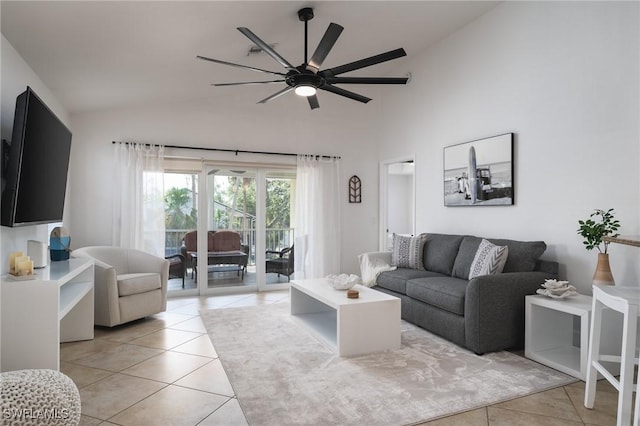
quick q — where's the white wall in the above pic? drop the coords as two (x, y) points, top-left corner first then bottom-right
(378, 2), (640, 293)
(0, 35), (72, 275)
(69, 89), (383, 274)
(0, 35), (73, 368)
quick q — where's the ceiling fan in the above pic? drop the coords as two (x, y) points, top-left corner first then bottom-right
(197, 7), (408, 110)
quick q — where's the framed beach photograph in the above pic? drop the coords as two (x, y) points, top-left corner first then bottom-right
(443, 133), (514, 206)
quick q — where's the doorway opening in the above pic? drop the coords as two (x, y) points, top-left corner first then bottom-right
(379, 157), (415, 251)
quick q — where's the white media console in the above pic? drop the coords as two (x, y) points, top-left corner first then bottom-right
(1, 258), (94, 371)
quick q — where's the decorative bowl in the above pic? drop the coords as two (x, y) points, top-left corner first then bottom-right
(536, 279), (578, 298)
(327, 274), (360, 290)
(541, 279), (571, 289)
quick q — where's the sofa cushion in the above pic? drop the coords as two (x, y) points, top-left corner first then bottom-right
(451, 236), (481, 279)
(392, 233), (427, 270)
(452, 236), (548, 278)
(469, 239), (509, 279)
(406, 276), (469, 316)
(376, 269), (445, 295)
(489, 238), (546, 273)
(422, 234), (464, 276)
(117, 273), (161, 296)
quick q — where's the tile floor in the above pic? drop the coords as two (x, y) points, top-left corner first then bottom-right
(61, 290), (623, 426)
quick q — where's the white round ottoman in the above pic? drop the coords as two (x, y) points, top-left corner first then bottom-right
(1, 369), (80, 425)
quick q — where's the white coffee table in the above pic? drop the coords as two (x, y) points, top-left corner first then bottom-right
(290, 278), (401, 356)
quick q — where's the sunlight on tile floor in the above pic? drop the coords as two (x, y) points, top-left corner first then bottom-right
(60, 290), (622, 426)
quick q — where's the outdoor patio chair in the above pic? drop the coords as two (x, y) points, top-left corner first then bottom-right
(266, 245), (294, 282)
(166, 253), (186, 288)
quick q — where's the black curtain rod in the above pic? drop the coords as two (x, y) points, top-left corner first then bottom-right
(111, 141), (340, 160)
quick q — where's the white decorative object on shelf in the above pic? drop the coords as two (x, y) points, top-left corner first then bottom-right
(326, 274), (360, 290)
(536, 279), (578, 299)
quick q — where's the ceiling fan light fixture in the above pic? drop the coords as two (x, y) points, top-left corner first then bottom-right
(199, 7), (408, 109)
(294, 84), (316, 97)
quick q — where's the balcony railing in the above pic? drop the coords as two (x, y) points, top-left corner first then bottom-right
(165, 228), (294, 266)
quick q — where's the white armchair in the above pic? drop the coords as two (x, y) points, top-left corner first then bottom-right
(73, 246), (169, 327)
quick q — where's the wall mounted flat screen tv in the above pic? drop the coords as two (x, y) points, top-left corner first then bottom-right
(1, 87), (72, 227)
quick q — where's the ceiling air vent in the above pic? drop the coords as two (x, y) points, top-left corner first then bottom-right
(247, 43), (278, 56)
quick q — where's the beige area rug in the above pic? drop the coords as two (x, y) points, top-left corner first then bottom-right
(201, 303), (575, 426)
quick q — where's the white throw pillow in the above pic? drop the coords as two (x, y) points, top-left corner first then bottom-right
(392, 233), (427, 270)
(469, 239), (509, 279)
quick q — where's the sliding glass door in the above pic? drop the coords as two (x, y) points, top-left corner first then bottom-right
(164, 171), (199, 295)
(162, 163), (295, 296)
(264, 170), (296, 290)
(202, 168), (258, 292)
(195, 166), (295, 294)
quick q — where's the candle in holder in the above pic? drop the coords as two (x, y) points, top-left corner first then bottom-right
(9, 251), (25, 275)
(15, 255), (31, 275)
(16, 258), (34, 276)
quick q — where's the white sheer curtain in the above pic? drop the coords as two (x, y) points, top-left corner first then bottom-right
(112, 143), (165, 257)
(294, 155), (341, 278)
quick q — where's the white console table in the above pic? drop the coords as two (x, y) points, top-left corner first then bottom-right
(1, 258), (94, 372)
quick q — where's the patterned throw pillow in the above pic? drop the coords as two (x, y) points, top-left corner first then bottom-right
(469, 239), (509, 279)
(392, 234), (427, 270)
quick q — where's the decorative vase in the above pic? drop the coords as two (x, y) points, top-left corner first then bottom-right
(593, 253), (614, 286)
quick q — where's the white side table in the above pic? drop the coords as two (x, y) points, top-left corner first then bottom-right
(525, 294), (621, 380)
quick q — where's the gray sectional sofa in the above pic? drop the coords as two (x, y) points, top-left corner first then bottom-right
(373, 233), (558, 354)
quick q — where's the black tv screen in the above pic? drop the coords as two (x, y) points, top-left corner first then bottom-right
(1, 87), (72, 227)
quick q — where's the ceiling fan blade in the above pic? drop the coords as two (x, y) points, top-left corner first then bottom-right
(197, 56), (287, 77)
(213, 80), (285, 87)
(237, 27), (298, 72)
(257, 86), (295, 104)
(307, 23), (344, 71)
(307, 94), (320, 110)
(321, 48), (407, 77)
(325, 76), (408, 85)
(320, 84), (371, 104)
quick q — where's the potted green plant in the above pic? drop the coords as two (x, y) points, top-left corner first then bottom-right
(577, 208), (620, 285)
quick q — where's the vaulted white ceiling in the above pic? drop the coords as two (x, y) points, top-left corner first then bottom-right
(1, 1), (498, 114)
